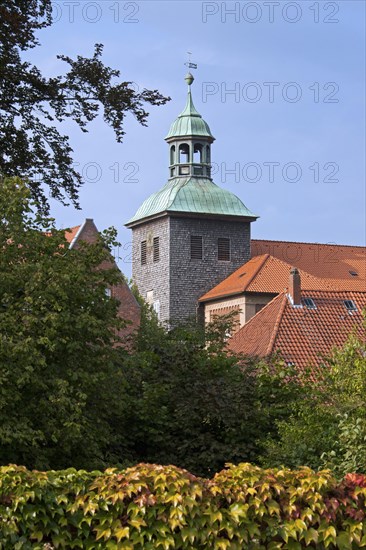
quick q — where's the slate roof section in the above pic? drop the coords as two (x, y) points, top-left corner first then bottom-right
(126, 177), (258, 226)
(229, 290), (366, 373)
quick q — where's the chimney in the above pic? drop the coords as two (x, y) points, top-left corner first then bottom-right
(289, 267), (301, 306)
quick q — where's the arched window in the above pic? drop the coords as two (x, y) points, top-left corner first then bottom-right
(179, 143), (189, 163)
(193, 143), (202, 163)
(206, 145), (211, 163)
(170, 145), (175, 165)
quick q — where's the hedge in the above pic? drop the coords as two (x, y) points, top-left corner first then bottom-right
(1, 462), (366, 549)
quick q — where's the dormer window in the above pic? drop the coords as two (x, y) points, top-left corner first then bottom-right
(344, 300), (357, 312)
(303, 297), (317, 309)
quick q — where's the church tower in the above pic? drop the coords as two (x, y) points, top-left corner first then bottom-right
(126, 73), (258, 324)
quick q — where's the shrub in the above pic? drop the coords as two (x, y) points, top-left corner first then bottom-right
(1, 462), (366, 549)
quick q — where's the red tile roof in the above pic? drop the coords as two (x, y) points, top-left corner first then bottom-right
(252, 240), (366, 290)
(200, 241), (366, 302)
(64, 225), (81, 244)
(229, 290), (366, 373)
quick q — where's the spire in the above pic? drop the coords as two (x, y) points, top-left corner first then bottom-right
(179, 73), (201, 118)
(165, 73), (214, 140)
(126, 64), (258, 227)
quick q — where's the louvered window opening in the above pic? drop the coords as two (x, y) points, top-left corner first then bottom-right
(141, 241), (147, 265)
(218, 238), (230, 261)
(191, 236), (203, 260)
(153, 237), (160, 262)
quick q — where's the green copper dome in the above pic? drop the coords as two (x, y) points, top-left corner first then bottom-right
(125, 177), (258, 226)
(125, 73), (258, 228)
(165, 74), (214, 140)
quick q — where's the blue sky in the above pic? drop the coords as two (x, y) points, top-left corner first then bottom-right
(29, 0), (365, 276)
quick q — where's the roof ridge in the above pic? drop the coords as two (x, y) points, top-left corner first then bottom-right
(303, 289), (366, 295)
(266, 292), (288, 355)
(252, 238), (366, 249)
(248, 253), (323, 288)
(232, 291), (283, 335)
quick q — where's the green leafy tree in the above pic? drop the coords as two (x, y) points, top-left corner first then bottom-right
(252, 357), (310, 461)
(320, 330), (366, 476)
(261, 327), (366, 474)
(0, 177), (132, 470)
(0, 0), (170, 210)
(122, 309), (262, 476)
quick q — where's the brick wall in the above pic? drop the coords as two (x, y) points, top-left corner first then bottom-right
(131, 217), (171, 323)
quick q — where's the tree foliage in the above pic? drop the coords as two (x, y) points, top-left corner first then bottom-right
(0, 177), (131, 469)
(2, 178), (365, 477)
(0, 0), (170, 210)
(261, 327), (366, 475)
(122, 309), (262, 476)
(0, 183), (269, 474)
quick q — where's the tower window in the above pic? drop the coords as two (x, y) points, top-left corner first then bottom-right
(191, 235), (203, 260)
(153, 300), (160, 320)
(170, 145), (175, 166)
(141, 241), (147, 265)
(179, 143), (189, 163)
(193, 143), (202, 163)
(153, 236), (160, 262)
(146, 290), (154, 305)
(218, 238), (230, 261)
(206, 145), (211, 163)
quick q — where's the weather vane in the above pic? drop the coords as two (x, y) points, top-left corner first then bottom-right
(185, 52), (197, 70)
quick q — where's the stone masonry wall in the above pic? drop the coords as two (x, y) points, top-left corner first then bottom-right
(169, 217), (251, 323)
(131, 217), (171, 323)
